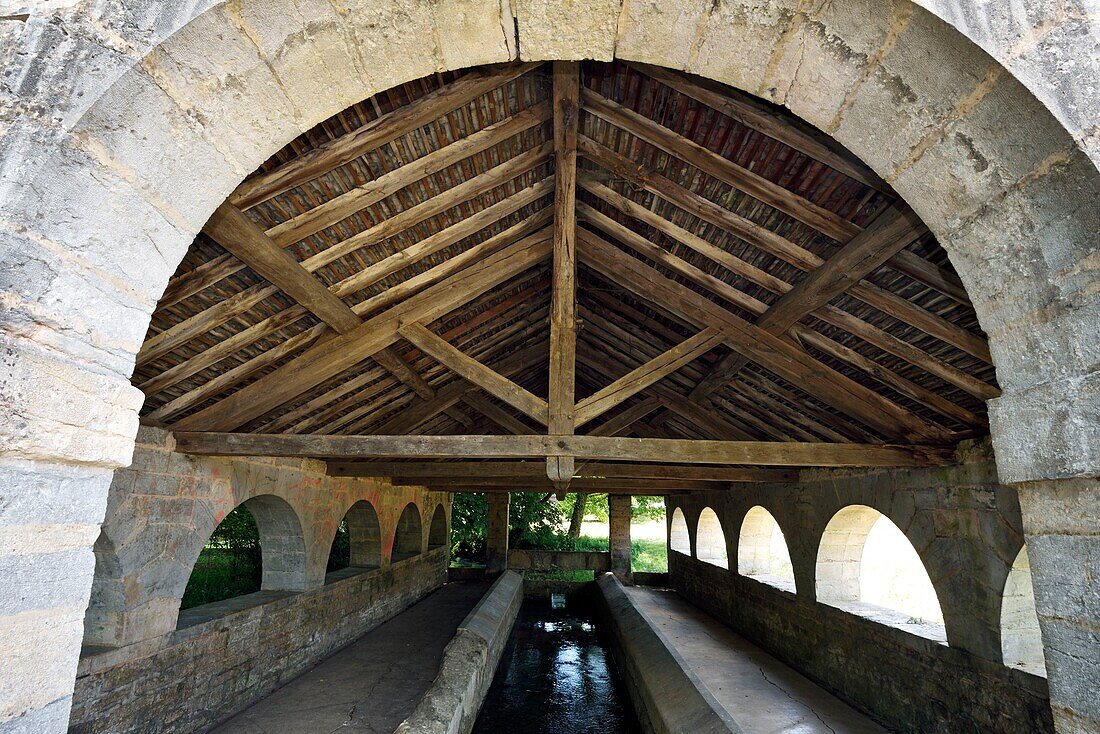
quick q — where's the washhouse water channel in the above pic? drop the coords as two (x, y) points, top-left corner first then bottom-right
(473, 595), (641, 733)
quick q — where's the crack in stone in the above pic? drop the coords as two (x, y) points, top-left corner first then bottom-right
(758, 666), (837, 734)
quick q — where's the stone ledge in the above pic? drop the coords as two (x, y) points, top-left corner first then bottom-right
(395, 571), (524, 734)
(595, 573), (737, 734)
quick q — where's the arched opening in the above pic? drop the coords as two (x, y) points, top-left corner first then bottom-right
(1001, 546), (1047, 676)
(696, 508), (728, 569)
(392, 503), (423, 562)
(816, 505), (944, 641)
(326, 501), (382, 580)
(737, 506), (796, 592)
(81, 531), (125, 649)
(180, 495), (307, 618)
(428, 504), (448, 549)
(669, 507), (690, 555)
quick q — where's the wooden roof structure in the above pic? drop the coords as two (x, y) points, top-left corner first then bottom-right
(136, 61), (997, 493)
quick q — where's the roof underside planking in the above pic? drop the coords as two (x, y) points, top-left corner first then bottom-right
(133, 60), (997, 492)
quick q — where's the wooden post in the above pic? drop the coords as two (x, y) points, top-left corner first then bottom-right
(486, 492), (511, 574)
(547, 60), (580, 484)
(609, 494), (633, 583)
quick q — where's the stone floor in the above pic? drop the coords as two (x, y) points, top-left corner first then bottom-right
(211, 580), (491, 734)
(626, 587), (889, 733)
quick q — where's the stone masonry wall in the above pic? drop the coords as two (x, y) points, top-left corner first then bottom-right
(71, 550), (446, 734)
(667, 458), (1054, 733)
(67, 427), (450, 733)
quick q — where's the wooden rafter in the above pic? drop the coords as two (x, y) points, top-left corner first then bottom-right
(230, 63), (538, 209)
(172, 232), (552, 431)
(574, 328), (722, 426)
(577, 227), (953, 443)
(399, 322), (550, 424)
(137, 60), (1000, 484)
(577, 197), (997, 404)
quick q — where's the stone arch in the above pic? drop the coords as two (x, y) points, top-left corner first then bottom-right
(428, 504), (449, 550)
(669, 507), (690, 555)
(1001, 546), (1047, 676)
(737, 506), (796, 592)
(3, 1), (1093, 487)
(696, 507), (729, 569)
(180, 494), (309, 608)
(817, 504), (945, 641)
(3, 2), (1098, 730)
(343, 500), (383, 570)
(81, 531), (125, 648)
(392, 502), (423, 562)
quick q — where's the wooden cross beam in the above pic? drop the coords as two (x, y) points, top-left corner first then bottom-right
(326, 460), (797, 483)
(174, 432), (954, 466)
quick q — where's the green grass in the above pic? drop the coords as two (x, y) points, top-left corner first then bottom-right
(563, 533), (668, 573)
(630, 537), (668, 573)
(180, 548), (261, 610)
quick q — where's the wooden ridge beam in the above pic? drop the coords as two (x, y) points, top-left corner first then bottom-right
(576, 226), (953, 443)
(581, 87), (860, 242)
(171, 233), (551, 431)
(230, 62), (538, 209)
(174, 432), (955, 467)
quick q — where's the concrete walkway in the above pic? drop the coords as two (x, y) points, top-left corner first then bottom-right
(626, 587), (889, 733)
(212, 581), (491, 734)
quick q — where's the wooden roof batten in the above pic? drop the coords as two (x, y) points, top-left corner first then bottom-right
(136, 60), (998, 490)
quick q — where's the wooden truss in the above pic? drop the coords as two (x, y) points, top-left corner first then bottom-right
(136, 61), (998, 492)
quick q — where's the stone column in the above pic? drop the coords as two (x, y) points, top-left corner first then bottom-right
(486, 492), (510, 574)
(1017, 479), (1100, 734)
(609, 494), (632, 583)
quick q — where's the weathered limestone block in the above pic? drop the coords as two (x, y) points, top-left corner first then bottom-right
(613, 0), (710, 70)
(1017, 479), (1100, 734)
(686, 0), (803, 99)
(514, 0), (619, 61)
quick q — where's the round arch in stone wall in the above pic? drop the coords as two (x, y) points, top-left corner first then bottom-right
(696, 507), (729, 569)
(344, 500), (383, 569)
(2, 2), (1098, 731)
(1001, 546), (1047, 677)
(428, 504), (449, 550)
(669, 507), (691, 555)
(817, 504), (945, 641)
(392, 503), (423, 562)
(3, 0), (1095, 486)
(737, 506), (796, 592)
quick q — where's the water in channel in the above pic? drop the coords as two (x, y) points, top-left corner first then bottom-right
(472, 596), (641, 733)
